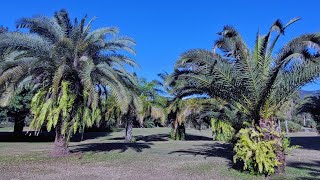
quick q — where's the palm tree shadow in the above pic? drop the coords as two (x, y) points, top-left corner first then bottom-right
(290, 136), (320, 151)
(168, 142), (233, 160)
(0, 131), (112, 142)
(108, 133), (213, 142)
(287, 160), (320, 179)
(70, 142), (153, 153)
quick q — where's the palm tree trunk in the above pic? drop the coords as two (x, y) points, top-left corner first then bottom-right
(173, 118), (179, 140)
(178, 123), (186, 140)
(13, 116), (25, 135)
(125, 117), (133, 142)
(50, 121), (70, 157)
(259, 118), (285, 174)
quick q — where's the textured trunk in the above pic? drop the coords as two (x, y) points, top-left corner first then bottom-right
(172, 120), (186, 140)
(125, 117), (133, 143)
(50, 122), (70, 157)
(259, 118), (285, 174)
(173, 119), (179, 140)
(178, 123), (186, 140)
(13, 117), (25, 134)
(275, 147), (286, 174)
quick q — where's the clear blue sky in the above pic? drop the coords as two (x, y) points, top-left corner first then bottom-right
(1, 0), (320, 90)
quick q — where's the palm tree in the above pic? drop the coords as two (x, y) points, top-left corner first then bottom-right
(297, 95), (320, 132)
(138, 79), (167, 127)
(167, 18), (320, 173)
(0, 9), (138, 156)
(156, 72), (190, 140)
(122, 85), (142, 143)
(198, 99), (246, 141)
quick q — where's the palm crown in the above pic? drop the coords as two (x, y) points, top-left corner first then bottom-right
(0, 9), (138, 135)
(168, 18), (320, 123)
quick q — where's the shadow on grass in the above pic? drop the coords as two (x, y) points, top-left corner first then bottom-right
(168, 142), (233, 160)
(109, 133), (212, 142)
(287, 160), (320, 179)
(290, 136), (320, 151)
(71, 142), (153, 153)
(0, 131), (112, 142)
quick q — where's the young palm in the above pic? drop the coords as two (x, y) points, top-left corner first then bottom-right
(0, 10), (138, 156)
(168, 18), (320, 173)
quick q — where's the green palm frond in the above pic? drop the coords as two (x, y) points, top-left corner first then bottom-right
(0, 32), (51, 55)
(169, 18), (320, 124)
(17, 16), (64, 42)
(0, 10), (139, 143)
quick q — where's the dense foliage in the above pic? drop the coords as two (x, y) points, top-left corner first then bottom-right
(233, 127), (280, 175)
(211, 118), (235, 142)
(280, 121), (302, 133)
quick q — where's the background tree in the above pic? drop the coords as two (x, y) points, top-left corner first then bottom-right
(297, 94), (320, 132)
(6, 87), (33, 134)
(0, 9), (138, 156)
(167, 18), (320, 174)
(198, 99), (246, 141)
(138, 78), (167, 128)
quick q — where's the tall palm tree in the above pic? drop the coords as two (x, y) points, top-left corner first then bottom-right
(167, 18), (320, 173)
(0, 9), (138, 156)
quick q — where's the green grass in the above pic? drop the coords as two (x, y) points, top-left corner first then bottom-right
(0, 127), (13, 132)
(0, 128), (319, 179)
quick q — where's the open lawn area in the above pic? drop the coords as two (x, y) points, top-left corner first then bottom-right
(0, 128), (319, 180)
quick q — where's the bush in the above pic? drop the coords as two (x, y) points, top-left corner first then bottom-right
(233, 127), (280, 175)
(281, 121), (302, 133)
(306, 119), (317, 128)
(143, 118), (155, 128)
(211, 118), (235, 142)
(292, 117), (304, 126)
(282, 137), (301, 155)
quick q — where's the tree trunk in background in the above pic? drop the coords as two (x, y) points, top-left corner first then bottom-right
(259, 118), (285, 174)
(285, 120), (289, 135)
(173, 118), (179, 140)
(172, 120), (186, 140)
(50, 121), (70, 157)
(13, 116), (25, 134)
(125, 117), (133, 142)
(178, 123), (186, 140)
(277, 119), (282, 134)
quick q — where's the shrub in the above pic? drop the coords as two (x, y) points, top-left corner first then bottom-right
(306, 119), (317, 128)
(281, 121), (302, 133)
(282, 137), (301, 155)
(143, 118), (155, 128)
(233, 127), (280, 175)
(211, 118), (235, 142)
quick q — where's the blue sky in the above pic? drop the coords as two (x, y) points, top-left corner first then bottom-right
(1, 0), (320, 90)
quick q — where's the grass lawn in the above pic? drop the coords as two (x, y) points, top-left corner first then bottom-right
(0, 128), (319, 180)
